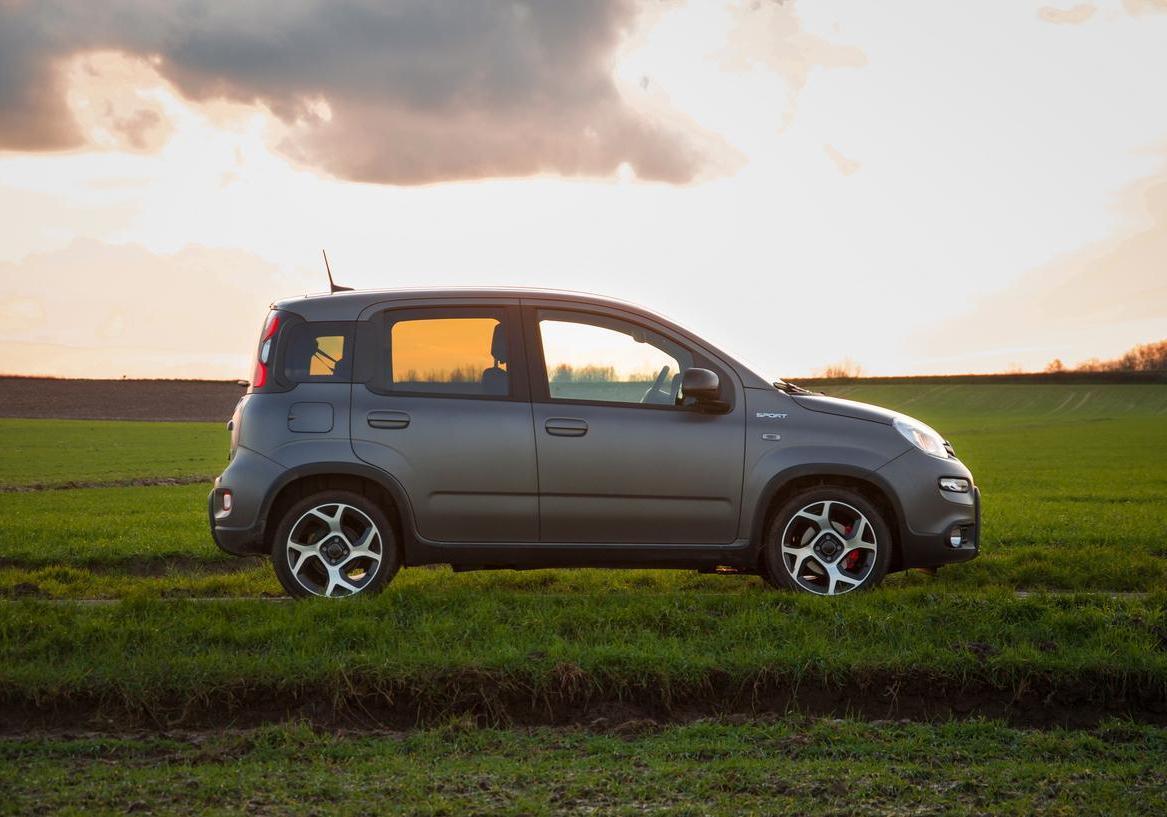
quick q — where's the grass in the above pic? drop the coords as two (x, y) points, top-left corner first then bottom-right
(825, 384), (1167, 592)
(0, 483), (226, 568)
(1, 589), (1164, 724)
(0, 418), (223, 487)
(2, 718), (1164, 816)
(3, 383), (1166, 812)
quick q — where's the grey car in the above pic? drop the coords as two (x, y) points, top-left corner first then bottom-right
(209, 288), (979, 598)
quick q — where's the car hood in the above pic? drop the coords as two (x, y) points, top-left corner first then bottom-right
(791, 394), (899, 425)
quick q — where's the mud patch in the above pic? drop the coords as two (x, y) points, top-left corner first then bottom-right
(0, 476), (213, 493)
(0, 556), (264, 577)
(2, 671), (1165, 735)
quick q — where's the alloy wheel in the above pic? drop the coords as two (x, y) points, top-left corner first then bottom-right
(779, 500), (878, 595)
(284, 502), (383, 597)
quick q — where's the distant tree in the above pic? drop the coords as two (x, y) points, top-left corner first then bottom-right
(1045, 358), (1065, 373)
(574, 365), (617, 382)
(818, 358), (863, 380)
(1116, 339), (1167, 371)
(549, 364), (618, 383)
(1073, 339), (1167, 372)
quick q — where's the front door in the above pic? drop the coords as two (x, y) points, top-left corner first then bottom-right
(527, 305), (745, 544)
(351, 303), (538, 543)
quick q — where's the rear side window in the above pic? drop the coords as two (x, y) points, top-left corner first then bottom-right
(384, 309), (512, 397)
(283, 322), (352, 382)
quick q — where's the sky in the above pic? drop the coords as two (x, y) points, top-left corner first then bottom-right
(0, 0), (1165, 380)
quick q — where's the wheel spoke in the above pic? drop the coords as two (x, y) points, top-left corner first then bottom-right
(325, 565), (360, 597)
(339, 528), (382, 568)
(825, 563), (859, 595)
(795, 501), (831, 530)
(847, 517), (867, 544)
(309, 505), (346, 536)
(287, 542), (318, 574)
(783, 547), (810, 577)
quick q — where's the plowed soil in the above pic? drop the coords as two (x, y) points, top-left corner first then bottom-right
(0, 377), (243, 422)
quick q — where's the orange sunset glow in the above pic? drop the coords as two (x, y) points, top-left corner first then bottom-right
(1, 1), (1166, 380)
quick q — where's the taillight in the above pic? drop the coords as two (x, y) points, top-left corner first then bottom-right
(251, 312), (280, 390)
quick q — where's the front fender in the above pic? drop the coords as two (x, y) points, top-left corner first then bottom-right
(741, 450), (906, 545)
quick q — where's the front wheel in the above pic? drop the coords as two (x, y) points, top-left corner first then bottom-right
(271, 490), (400, 598)
(762, 487), (891, 595)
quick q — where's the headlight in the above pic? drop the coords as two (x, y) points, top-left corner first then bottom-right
(893, 416), (950, 458)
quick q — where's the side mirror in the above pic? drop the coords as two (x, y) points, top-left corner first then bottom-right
(681, 368), (728, 412)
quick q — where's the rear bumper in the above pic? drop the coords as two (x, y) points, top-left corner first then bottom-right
(877, 449), (981, 570)
(208, 486), (265, 556)
(207, 446), (286, 557)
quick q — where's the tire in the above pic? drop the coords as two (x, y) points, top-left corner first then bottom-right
(761, 487), (891, 595)
(271, 490), (400, 598)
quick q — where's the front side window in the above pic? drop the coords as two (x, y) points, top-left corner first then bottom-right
(387, 313), (511, 396)
(538, 310), (693, 406)
(283, 323), (351, 382)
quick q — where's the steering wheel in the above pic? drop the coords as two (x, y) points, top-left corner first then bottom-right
(640, 365), (672, 405)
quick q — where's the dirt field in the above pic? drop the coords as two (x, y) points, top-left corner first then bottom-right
(0, 377), (244, 422)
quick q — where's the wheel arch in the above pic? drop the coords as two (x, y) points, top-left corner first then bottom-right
(260, 462), (418, 563)
(751, 464), (907, 572)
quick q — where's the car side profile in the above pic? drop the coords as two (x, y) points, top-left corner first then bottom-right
(209, 288), (979, 598)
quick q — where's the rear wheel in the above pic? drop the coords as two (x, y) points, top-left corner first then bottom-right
(271, 490), (400, 598)
(762, 487), (891, 595)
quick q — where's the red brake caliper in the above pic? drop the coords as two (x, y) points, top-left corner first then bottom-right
(842, 523), (862, 570)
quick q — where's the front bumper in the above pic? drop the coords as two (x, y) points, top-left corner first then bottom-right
(877, 449), (981, 570)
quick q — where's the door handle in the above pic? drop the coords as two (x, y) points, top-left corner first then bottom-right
(545, 417), (588, 437)
(368, 410), (411, 430)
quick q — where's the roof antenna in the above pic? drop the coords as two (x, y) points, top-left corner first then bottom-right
(322, 249), (352, 293)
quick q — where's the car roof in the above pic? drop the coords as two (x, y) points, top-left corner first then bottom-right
(273, 286), (664, 321)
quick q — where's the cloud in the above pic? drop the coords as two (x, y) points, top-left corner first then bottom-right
(1037, 4), (1098, 24)
(0, 0), (732, 185)
(1123, 0), (1167, 15)
(723, 0), (867, 130)
(824, 144), (860, 175)
(916, 155), (1167, 371)
(0, 240), (316, 379)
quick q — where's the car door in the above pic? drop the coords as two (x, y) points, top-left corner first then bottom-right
(350, 302), (538, 543)
(525, 303), (746, 544)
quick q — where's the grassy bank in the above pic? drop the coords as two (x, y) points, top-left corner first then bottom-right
(3, 718), (1165, 816)
(2, 589), (1164, 727)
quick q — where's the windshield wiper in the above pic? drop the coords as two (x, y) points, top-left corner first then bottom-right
(773, 379), (813, 395)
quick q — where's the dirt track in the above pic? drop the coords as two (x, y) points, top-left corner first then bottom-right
(0, 377), (244, 422)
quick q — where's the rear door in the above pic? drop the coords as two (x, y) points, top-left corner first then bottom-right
(350, 301), (538, 543)
(525, 303), (746, 544)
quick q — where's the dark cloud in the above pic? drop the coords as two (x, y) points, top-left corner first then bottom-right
(0, 0), (720, 184)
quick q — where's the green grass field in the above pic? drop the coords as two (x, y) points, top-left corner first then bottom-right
(2, 383), (1165, 814)
(0, 418), (224, 487)
(4, 719), (1164, 816)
